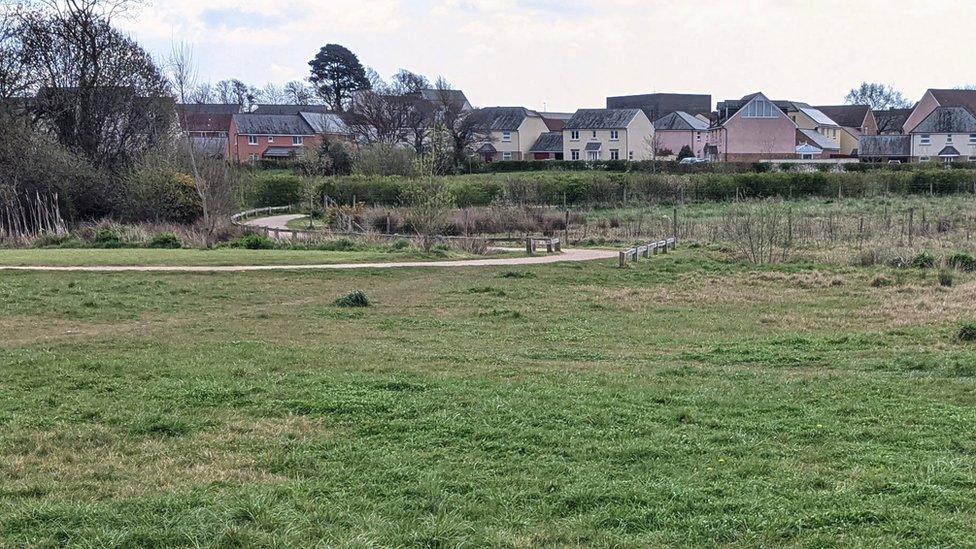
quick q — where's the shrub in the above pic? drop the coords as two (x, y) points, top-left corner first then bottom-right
(911, 252), (936, 269)
(251, 173), (302, 207)
(333, 291), (370, 308)
(957, 323), (976, 342)
(148, 232), (182, 249)
(123, 167), (202, 223)
(93, 228), (124, 248)
(939, 271), (954, 287)
(232, 234), (275, 250)
(947, 253), (976, 272)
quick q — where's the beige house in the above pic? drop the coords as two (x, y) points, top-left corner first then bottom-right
(815, 105), (878, 156)
(563, 109), (654, 161)
(472, 107), (550, 162)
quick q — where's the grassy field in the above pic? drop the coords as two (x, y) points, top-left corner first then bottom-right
(2, 247), (976, 546)
(0, 247), (506, 267)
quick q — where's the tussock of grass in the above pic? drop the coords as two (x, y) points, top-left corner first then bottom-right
(333, 291), (370, 308)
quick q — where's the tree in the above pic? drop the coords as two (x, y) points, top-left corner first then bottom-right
(17, 0), (174, 174)
(283, 80), (315, 105)
(348, 90), (412, 146)
(0, 8), (32, 107)
(259, 82), (285, 104)
(402, 159), (455, 252)
(845, 82), (911, 110)
(431, 77), (486, 173)
(391, 70), (429, 95)
(215, 79), (257, 110)
(308, 44), (371, 111)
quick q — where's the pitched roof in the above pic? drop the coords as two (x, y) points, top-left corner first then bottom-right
(859, 135), (911, 157)
(233, 114), (314, 135)
(177, 103), (241, 115)
(585, 142), (603, 151)
(253, 104), (333, 115)
(471, 107), (538, 131)
(190, 137), (227, 158)
(930, 89), (976, 116)
(875, 108), (913, 133)
(796, 142), (822, 155)
(541, 112), (572, 132)
(913, 106), (976, 133)
(299, 112), (351, 135)
(529, 132), (563, 153)
(565, 109), (641, 130)
(179, 112), (233, 133)
(813, 105), (870, 128)
(419, 88), (470, 108)
(477, 143), (497, 154)
(797, 128), (839, 150)
(653, 111), (709, 131)
(263, 147), (298, 159)
(798, 107), (838, 127)
(939, 145), (961, 157)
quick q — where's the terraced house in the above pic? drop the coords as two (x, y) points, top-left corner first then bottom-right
(902, 89), (976, 163)
(563, 109), (654, 161)
(228, 111), (352, 163)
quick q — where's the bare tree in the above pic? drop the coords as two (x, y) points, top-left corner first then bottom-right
(0, 8), (32, 108)
(402, 156), (455, 252)
(348, 90), (412, 146)
(283, 80), (315, 105)
(432, 77), (486, 173)
(190, 82), (214, 103)
(259, 82), (285, 104)
(168, 42), (232, 246)
(845, 82), (911, 110)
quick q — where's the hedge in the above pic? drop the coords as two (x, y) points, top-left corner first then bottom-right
(313, 169), (976, 207)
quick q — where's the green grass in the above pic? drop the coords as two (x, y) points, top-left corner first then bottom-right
(0, 247), (505, 267)
(2, 248), (976, 546)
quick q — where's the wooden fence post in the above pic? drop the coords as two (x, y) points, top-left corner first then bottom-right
(526, 238), (533, 254)
(619, 251), (626, 268)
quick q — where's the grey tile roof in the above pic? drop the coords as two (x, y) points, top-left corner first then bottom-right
(859, 135), (911, 157)
(420, 88), (470, 108)
(529, 132), (563, 153)
(177, 103), (242, 115)
(253, 104), (333, 115)
(653, 111), (708, 131)
(477, 143), (497, 154)
(797, 128), (839, 150)
(939, 145), (961, 157)
(814, 105), (870, 128)
(913, 107), (976, 133)
(471, 107), (538, 131)
(190, 137), (227, 158)
(262, 147), (298, 158)
(234, 114), (314, 135)
(584, 142), (603, 151)
(565, 109), (640, 130)
(930, 89), (976, 116)
(299, 112), (351, 135)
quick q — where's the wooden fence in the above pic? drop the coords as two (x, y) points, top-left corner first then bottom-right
(619, 237), (677, 267)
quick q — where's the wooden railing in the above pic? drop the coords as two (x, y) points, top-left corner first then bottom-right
(230, 205), (294, 226)
(619, 237), (676, 267)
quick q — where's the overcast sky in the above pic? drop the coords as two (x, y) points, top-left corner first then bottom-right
(119, 0), (976, 112)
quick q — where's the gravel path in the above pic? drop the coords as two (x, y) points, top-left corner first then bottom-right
(2, 215), (618, 272)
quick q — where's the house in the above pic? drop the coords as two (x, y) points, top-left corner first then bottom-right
(471, 107), (550, 162)
(563, 109), (654, 161)
(652, 111), (709, 158)
(705, 92), (798, 162)
(418, 88), (473, 112)
(176, 103), (241, 159)
(795, 128), (839, 158)
(814, 105), (878, 156)
(902, 89), (976, 162)
(782, 103), (842, 155)
(228, 113), (322, 162)
(528, 132), (564, 160)
(859, 135), (912, 163)
(606, 93), (711, 123)
(540, 112), (573, 132)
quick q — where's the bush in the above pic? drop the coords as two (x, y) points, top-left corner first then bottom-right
(231, 234), (275, 250)
(939, 271), (954, 287)
(957, 323), (976, 342)
(251, 173), (302, 207)
(93, 228), (124, 248)
(123, 166), (202, 223)
(333, 291), (370, 308)
(947, 253), (976, 272)
(354, 144), (417, 177)
(148, 232), (182, 249)
(911, 252), (936, 269)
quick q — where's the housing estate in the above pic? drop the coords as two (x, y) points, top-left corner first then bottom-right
(471, 107), (549, 162)
(704, 93), (798, 162)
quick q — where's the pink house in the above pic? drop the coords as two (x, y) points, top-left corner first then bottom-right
(652, 111), (709, 158)
(705, 92), (798, 162)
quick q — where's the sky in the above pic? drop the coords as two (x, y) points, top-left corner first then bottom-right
(118, 0), (976, 112)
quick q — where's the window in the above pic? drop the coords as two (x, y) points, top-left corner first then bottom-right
(293, 136), (304, 146)
(592, 131), (598, 138)
(570, 130), (580, 141)
(502, 132), (512, 142)
(610, 130), (619, 141)
(696, 132), (702, 142)
(628, 151), (634, 160)
(920, 135), (931, 146)
(247, 135), (258, 146)
(920, 156), (931, 162)
(570, 149), (580, 161)
(742, 98), (778, 118)
(609, 149), (620, 160)
(970, 134), (976, 145)
(502, 152), (512, 160)
(946, 135), (954, 144)
(268, 136), (275, 144)
(587, 150), (600, 160)
(969, 156), (976, 162)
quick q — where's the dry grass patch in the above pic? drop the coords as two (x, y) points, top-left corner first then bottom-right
(872, 280), (976, 327)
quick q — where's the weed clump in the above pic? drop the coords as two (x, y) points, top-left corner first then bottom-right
(232, 234), (275, 250)
(498, 271), (536, 279)
(947, 253), (976, 272)
(870, 275), (893, 288)
(939, 271), (954, 287)
(911, 252), (936, 269)
(333, 291), (370, 308)
(148, 232), (182, 249)
(958, 323), (976, 342)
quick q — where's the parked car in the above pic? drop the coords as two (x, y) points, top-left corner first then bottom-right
(679, 157), (709, 165)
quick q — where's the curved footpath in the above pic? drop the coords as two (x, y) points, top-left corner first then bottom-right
(1, 215), (618, 273)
